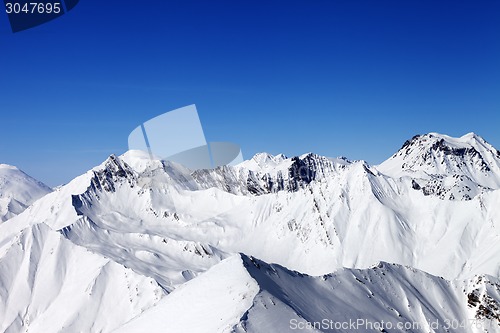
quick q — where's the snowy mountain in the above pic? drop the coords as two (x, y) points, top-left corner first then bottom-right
(0, 132), (499, 332)
(0, 223), (164, 333)
(0, 164), (52, 222)
(118, 254), (500, 333)
(378, 133), (500, 200)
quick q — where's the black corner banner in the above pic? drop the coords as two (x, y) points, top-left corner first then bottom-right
(4, 0), (79, 32)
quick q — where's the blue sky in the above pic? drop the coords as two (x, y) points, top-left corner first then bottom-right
(1, 1), (499, 186)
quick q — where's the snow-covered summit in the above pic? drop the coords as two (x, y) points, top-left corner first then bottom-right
(1, 132), (500, 332)
(378, 133), (500, 181)
(0, 164), (18, 170)
(376, 133), (500, 200)
(0, 164), (52, 222)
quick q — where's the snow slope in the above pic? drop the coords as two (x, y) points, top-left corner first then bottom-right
(116, 255), (259, 333)
(0, 223), (165, 333)
(44, 148), (500, 281)
(0, 132), (499, 332)
(117, 254), (500, 333)
(0, 165), (51, 222)
(378, 133), (500, 200)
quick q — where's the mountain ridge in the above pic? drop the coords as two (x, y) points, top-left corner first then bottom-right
(0, 164), (52, 223)
(0, 132), (499, 332)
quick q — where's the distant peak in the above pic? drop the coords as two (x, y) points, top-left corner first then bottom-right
(426, 132), (483, 143)
(378, 132), (500, 182)
(275, 153), (288, 161)
(0, 164), (19, 170)
(250, 152), (273, 166)
(399, 132), (488, 152)
(251, 152), (290, 166)
(299, 152), (316, 159)
(252, 152), (274, 161)
(95, 154), (134, 177)
(121, 150), (153, 161)
(460, 132), (478, 140)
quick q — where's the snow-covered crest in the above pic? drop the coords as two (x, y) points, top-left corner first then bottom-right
(0, 164), (52, 222)
(1, 132), (499, 332)
(378, 132), (500, 184)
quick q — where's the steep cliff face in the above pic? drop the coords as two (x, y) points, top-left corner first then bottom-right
(191, 152), (350, 195)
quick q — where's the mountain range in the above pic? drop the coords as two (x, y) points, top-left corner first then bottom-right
(0, 132), (499, 332)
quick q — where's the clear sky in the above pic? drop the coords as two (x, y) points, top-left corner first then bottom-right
(1, 1), (499, 186)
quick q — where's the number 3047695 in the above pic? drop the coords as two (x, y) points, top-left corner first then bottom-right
(5, 2), (61, 14)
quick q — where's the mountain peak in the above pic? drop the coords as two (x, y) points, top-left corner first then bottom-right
(0, 164), (18, 170)
(378, 132), (500, 189)
(399, 132), (485, 153)
(0, 164), (52, 222)
(398, 132), (496, 159)
(459, 131), (480, 140)
(251, 152), (275, 164)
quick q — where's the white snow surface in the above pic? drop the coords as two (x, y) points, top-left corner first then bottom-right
(115, 254), (500, 333)
(115, 255), (259, 333)
(377, 132), (500, 194)
(0, 165), (51, 222)
(0, 223), (164, 333)
(0, 132), (499, 332)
